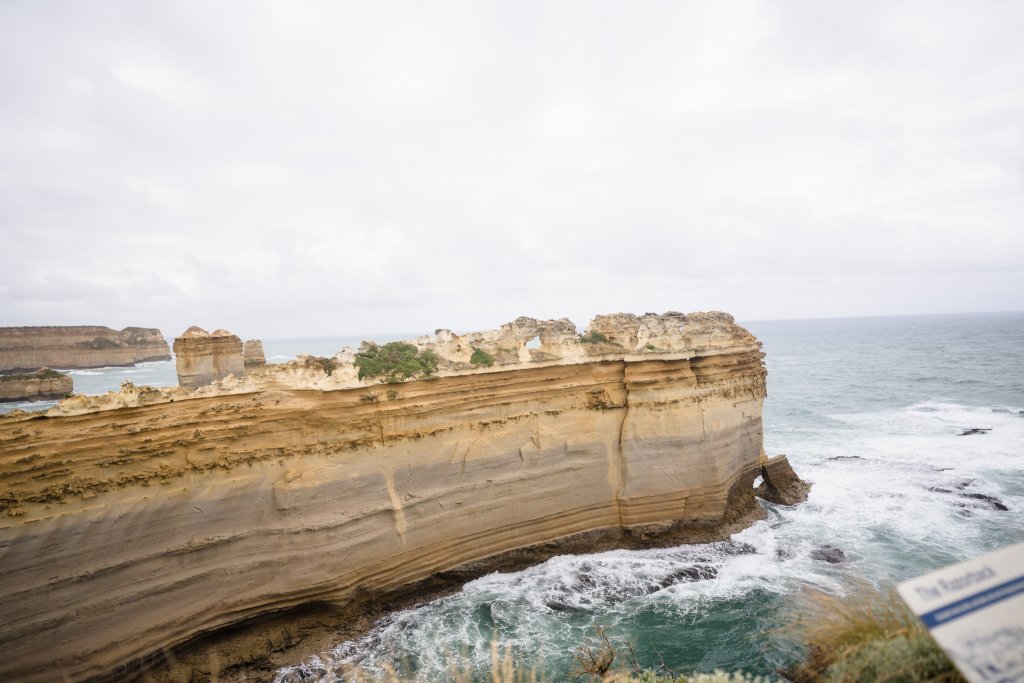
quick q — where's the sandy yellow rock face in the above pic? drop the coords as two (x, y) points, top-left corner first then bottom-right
(0, 311), (773, 682)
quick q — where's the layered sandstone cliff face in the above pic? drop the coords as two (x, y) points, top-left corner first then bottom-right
(173, 326), (245, 388)
(0, 368), (72, 403)
(0, 326), (170, 372)
(243, 339), (266, 368)
(0, 311), (798, 682)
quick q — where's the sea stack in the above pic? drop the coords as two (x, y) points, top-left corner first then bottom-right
(172, 326), (244, 389)
(242, 339), (266, 369)
(0, 326), (170, 372)
(0, 368), (72, 403)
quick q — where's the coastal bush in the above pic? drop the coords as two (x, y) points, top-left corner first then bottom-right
(305, 356), (338, 376)
(355, 342), (439, 383)
(579, 331), (609, 344)
(470, 347), (494, 367)
(783, 585), (963, 683)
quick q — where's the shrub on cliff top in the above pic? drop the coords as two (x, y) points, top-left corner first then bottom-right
(355, 342), (439, 383)
(579, 331), (609, 344)
(305, 356), (338, 376)
(469, 347), (494, 367)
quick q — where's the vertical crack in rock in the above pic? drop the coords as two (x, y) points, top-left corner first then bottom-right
(382, 467), (408, 546)
(613, 361), (628, 528)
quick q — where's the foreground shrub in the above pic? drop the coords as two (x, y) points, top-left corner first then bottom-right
(783, 585), (964, 683)
(355, 342), (439, 383)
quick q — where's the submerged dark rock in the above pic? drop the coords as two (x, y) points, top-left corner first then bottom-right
(811, 545), (846, 564)
(826, 455), (864, 461)
(717, 540), (758, 555)
(958, 428), (991, 436)
(961, 492), (1009, 511)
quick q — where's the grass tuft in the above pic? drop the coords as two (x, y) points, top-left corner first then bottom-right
(781, 584), (964, 683)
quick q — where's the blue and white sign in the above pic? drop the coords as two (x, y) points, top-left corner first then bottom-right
(898, 541), (1024, 683)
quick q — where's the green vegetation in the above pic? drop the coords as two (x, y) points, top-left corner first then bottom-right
(645, 343), (657, 351)
(579, 331), (609, 344)
(355, 342), (439, 383)
(470, 347), (494, 367)
(783, 585), (963, 683)
(0, 369), (65, 382)
(74, 337), (122, 349)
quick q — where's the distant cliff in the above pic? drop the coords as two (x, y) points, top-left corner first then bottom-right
(0, 326), (170, 372)
(0, 368), (72, 403)
(0, 311), (804, 682)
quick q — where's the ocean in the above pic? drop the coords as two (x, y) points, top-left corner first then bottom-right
(4, 314), (1022, 679)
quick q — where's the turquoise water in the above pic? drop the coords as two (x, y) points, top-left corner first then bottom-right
(273, 312), (1024, 681)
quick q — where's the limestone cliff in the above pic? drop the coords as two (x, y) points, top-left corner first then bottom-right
(0, 311), (796, 682)
(0, 326), (170, 372)
(0, 368), (72, 403)
(173, 326), (245, 388)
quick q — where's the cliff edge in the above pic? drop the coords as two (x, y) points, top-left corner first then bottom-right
(0, 311), (799, 681)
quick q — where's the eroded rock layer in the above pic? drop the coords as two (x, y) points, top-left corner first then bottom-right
(0, 312), (775, 682)
(0, 326), (170, 372)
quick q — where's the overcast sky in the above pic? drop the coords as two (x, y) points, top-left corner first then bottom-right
(1, 1), (1021, 339)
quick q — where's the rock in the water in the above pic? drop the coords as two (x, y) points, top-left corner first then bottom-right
(243, 339), (266, 369)
(173, 327), (245, 389)
(961, 492), (1009, 511)
(811, 545), (846, 564)
(754, 454), (811, 505)
(0, 368), (73, 403)
(657, 565), (718, 588)
(958, 428), (991, 436)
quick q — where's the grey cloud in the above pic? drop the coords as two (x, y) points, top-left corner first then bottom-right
(1, 1), (1021, 337)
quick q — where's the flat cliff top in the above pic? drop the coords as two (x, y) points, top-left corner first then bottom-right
(1, 311), (759, 419)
